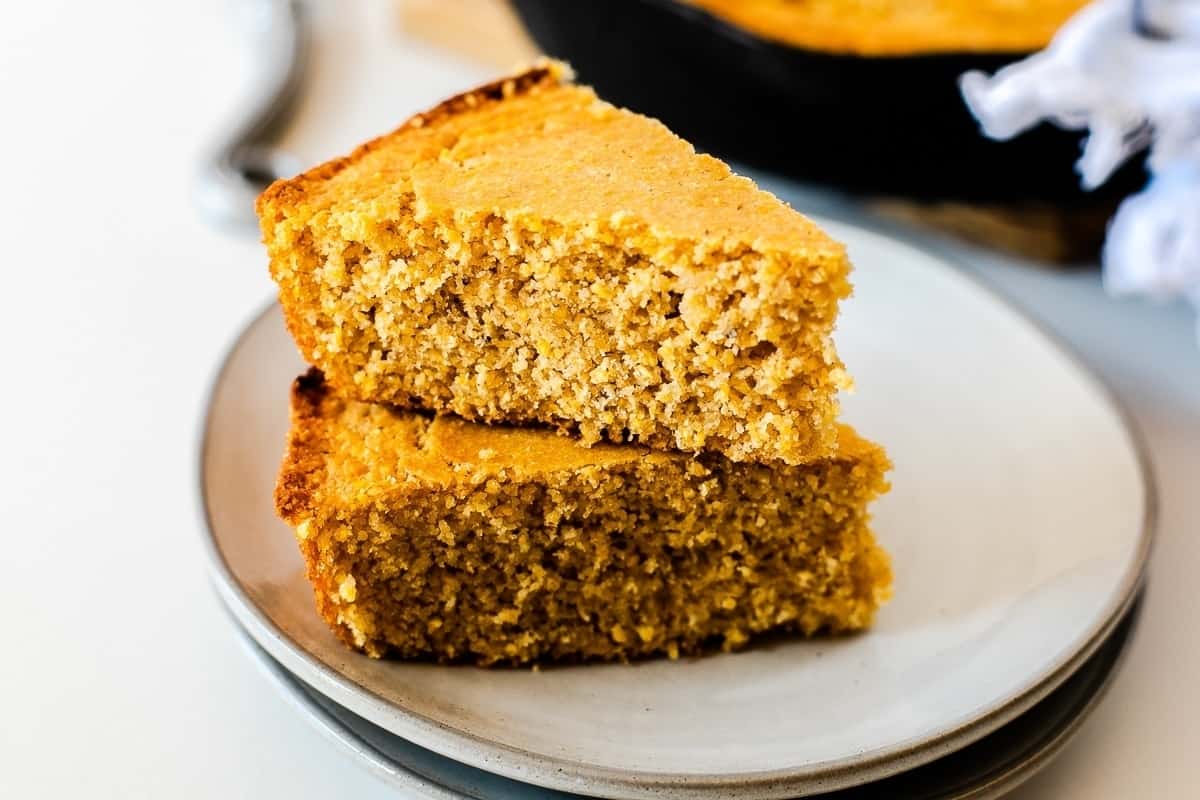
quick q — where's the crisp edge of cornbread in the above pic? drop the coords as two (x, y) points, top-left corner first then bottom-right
(256, 60), (568, 226)
(275, 367), (333, 524)
(275, 369), (359, 655)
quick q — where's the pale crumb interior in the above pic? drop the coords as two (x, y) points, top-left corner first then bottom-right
(293, 205), (849, 462)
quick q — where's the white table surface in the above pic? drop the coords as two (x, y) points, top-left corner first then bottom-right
(1, 1), (1195, 797)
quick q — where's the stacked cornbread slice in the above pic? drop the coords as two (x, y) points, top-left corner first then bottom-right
(259, 63), (892, 665)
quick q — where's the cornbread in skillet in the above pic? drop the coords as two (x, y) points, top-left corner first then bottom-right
(275, 370), (892, 665)
(257, 63), (853, 465)
(683, 0), (1089, 56)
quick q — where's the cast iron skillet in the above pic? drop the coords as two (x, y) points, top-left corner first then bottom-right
(510, 0), (1144, 205)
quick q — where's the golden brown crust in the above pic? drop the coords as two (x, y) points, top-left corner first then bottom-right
(274, 367), (334, 524)
(255, 61), (568, 227)
(275, 370), (367, 653)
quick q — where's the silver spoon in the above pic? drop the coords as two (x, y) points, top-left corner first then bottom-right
(195, 0), (309, 234)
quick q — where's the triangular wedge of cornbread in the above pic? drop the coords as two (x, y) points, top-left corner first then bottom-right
(258, 62), (853, 464)
(276, 370), (892, 665)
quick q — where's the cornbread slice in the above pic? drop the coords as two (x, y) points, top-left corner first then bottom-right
(276, 370), (892, 665)
(258, 63), (853, 465)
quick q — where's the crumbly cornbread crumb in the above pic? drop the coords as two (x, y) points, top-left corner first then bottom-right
(258, 63), (852, 465)
(276, 370), (892, 665)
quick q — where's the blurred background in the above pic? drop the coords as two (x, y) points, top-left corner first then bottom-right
(0, 0), (1196, 797)
(406, 0), (1140, 263)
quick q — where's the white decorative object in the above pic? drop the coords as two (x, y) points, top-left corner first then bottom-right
(960, 0), (1200, 339)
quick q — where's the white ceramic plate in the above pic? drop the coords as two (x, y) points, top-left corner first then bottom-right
(200, 217), (1153, 799)
(233, 595), (1142, 800)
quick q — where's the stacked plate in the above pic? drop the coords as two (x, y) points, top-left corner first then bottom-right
(200, 216), (1154, 799)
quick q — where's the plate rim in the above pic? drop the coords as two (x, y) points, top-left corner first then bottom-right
(197, 216), (1158, 799)
(232, 615), (463, 800)
(229, 592), (1144, 800)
